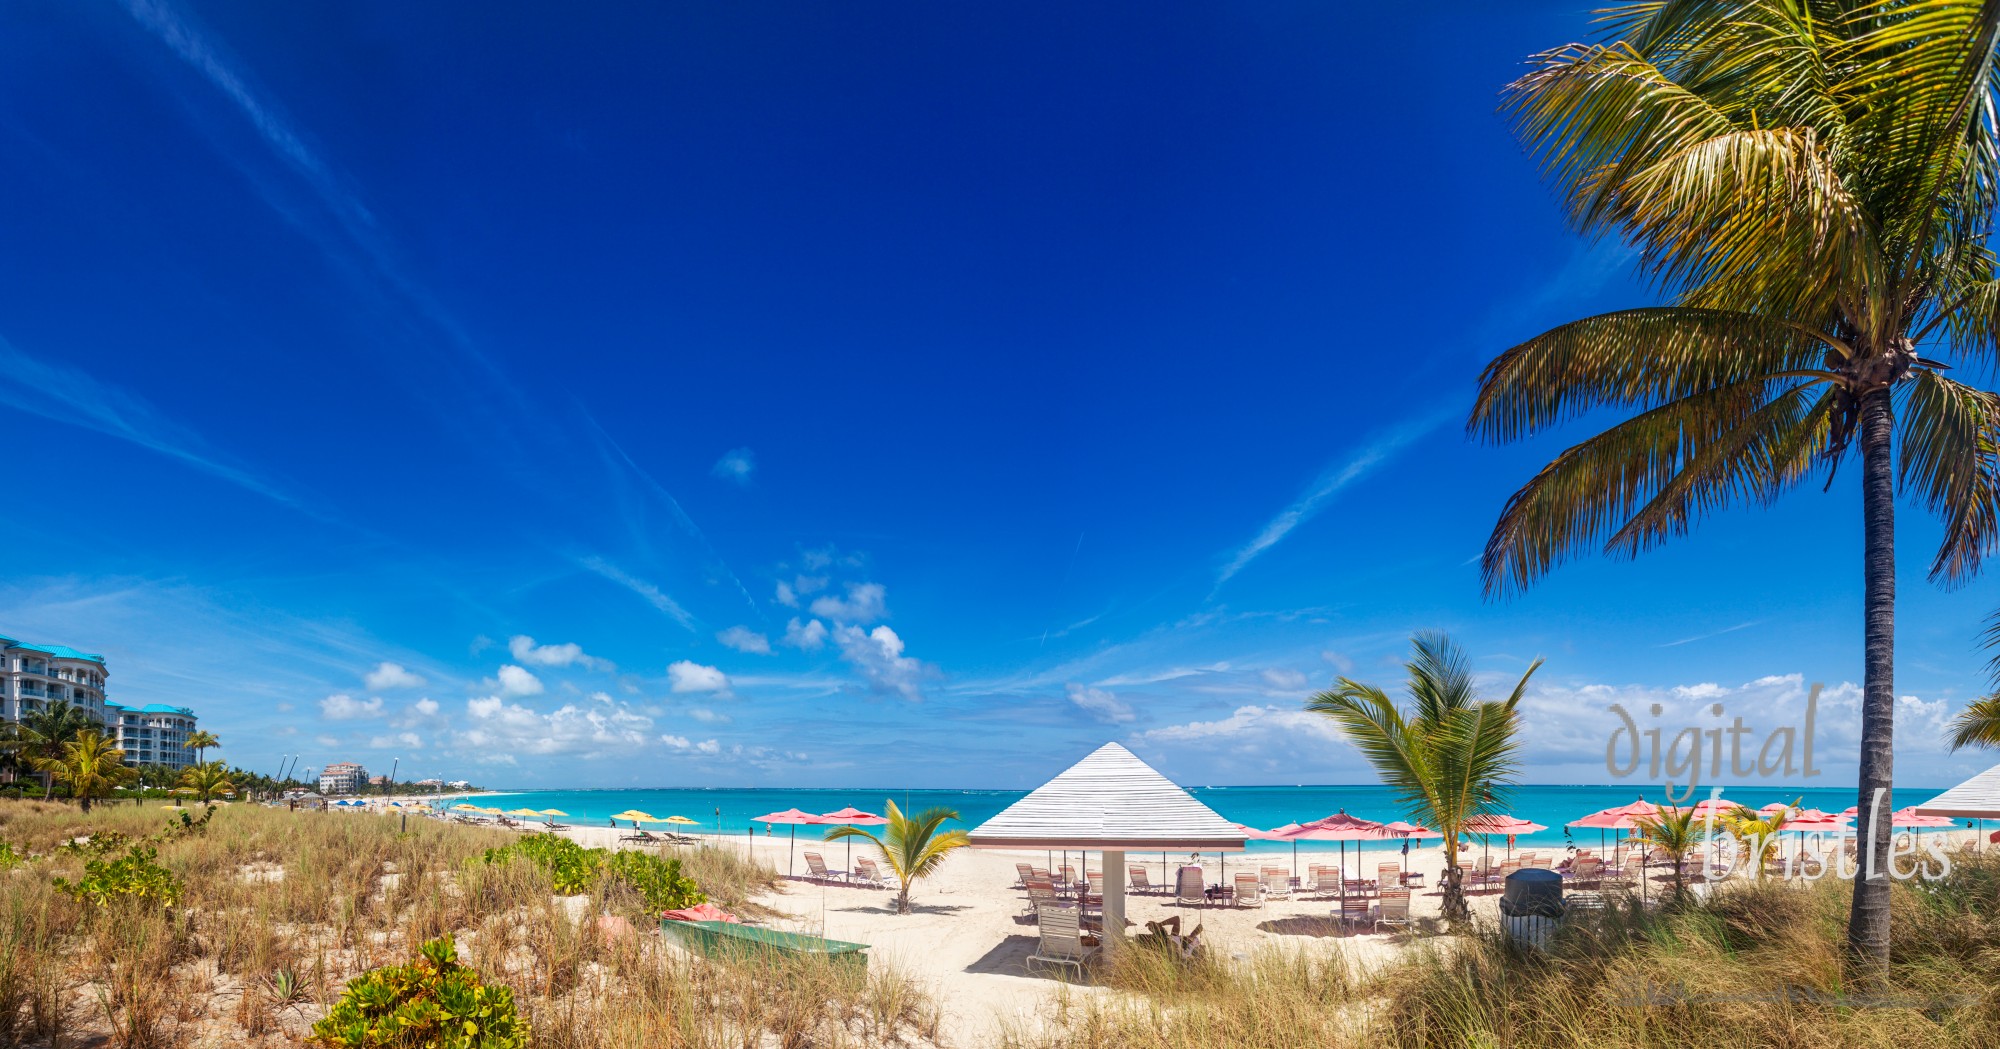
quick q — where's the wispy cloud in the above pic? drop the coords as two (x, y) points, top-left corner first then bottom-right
(1658, 620), (1763, 648)
(0, 337), (298, 507)
(579, 410), (756, 611)
(1213, 410), (1454, 593)
(574, 555), (697, 631)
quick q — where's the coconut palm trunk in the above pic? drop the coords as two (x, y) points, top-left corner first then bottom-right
(1852, 391), (1898, 957)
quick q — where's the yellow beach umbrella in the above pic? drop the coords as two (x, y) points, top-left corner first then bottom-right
(537, 809), (569, 817)
(505, 808), (541, 817)
(612, 809), (661, 823)
(663, 815), (699, 825)
(453, 803), (481, 811)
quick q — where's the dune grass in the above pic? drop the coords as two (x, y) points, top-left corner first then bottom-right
(1006, 851), (2000, 1049)
(0, 799), (941, 1048)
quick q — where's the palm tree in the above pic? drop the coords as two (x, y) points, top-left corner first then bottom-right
(1476, 2), (2000, 964)
(1948, 695), (2000, 751)
(1632, 807), (1710, 906)
(31, 730), (136, 814)
(822, 799), (970, 915)
(1306, 633), (1540, 924)
(17, 700), (100, 798)
(175, 762), (237, 803)
(184, 730), (220, 765)
(1720, 805), (1795, 880)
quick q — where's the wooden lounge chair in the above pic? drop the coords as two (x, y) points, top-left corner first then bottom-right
(1233, 871), (1264, 908)
(1026, 904), (1098, 977)
(1374, 888), (1412, 934)
(1175, 865), (1207, 907)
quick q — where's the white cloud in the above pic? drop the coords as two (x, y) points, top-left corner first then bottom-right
(810, 582), (887, 624)
(1145, 705), (1343, 745)
(782, 617), (829, 651)
(367, 732), (422, 749)
(1095, 663), (1230, 688)
(1321, 650), (1355, 674)
(314, 735), (339, 748)
(716, 626), (771, 654)
(409, 697), (440, 718)
(457, 694), (653, 756)
(1673, 682), (1728, 700)
(320, 693), (384, 721)
(662, 735), (722, 755)
(495, 664), (544, 697)
(577, 555), (696, 631)
(687, 707), (731, 724)
(775, 581), (798, 607)
(711, 447), (755, 484)
(667, 660), (731, 695)
(1066, 683), (1135, 724)
(835, 624), (933, 701)
(508, 635), (613, 671)
(1260, 668), (1310, 691)
(365, 662), (426, 690)
(588, 691), (615, 705)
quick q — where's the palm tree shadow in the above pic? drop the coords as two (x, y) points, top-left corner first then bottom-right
(1257, 916), (1345, 938)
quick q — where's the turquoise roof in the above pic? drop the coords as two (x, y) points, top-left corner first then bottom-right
(11, 641), (105, 663)
(138, 704), (192, 715)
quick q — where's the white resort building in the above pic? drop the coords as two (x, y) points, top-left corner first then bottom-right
(1, 634), (200, 770)
(319, 762), (368, 795)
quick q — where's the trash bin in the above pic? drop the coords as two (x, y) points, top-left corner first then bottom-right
(1498, 868), (1564, 949)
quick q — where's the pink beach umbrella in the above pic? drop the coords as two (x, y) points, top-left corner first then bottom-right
(1287, 812), (1395, 895)
(1235, 822), (1300, 881)
(1463, 813), (1547, 866)
(1569, 798), (1661, 865)
(752, 808), (829, 878)
(820, 806), (888, 872)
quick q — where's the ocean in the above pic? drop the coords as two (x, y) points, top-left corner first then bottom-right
(435, 782), (1965, 860)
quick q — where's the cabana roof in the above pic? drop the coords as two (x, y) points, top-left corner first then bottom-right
(1913, 763), (2000, 819)
(968, 742), (1247, 851)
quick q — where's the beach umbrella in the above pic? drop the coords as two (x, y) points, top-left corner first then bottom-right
(1464, 814), (1545, 865)
(753, 808), (829, 877)
(664, 815), (700, 824)
(1286, 812), (1394, 898)
(536, 808), (568, 826)
(1233, 822), (1296, 881)
(819, 807), (888, 871)
(1569, 798), (1660, 866)
(610, 809), (660, 822)
(452, 803), (480, 811)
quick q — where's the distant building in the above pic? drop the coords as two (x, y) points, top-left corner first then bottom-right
(1, 634), (111, 725)
(319, 762), (368, 795)
(414, 777), (443, 787)
(447, 780), (471, 790)
(103, 703), (200, 771)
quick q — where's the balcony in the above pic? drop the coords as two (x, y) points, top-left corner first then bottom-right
(18, 687), (49, 699)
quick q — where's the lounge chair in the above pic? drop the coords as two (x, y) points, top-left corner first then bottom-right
(1026, 904), (1097, 977)
(1374, 888), (1412, 934)
(1083, 871), (1105, 912)
(1015, 863), (1036, 889)
(1377, 863), (1401, 892)
(1058, 865), (1078, 891)
(1401, 866), (1426, 889)
(1129, 866), (1160, 895)
(1570, 857), (1602, 889)
(1175, 865), (1207, 907)
(855, 857), (895, 889)
(803, 852), (843, 884)
(1233, 871), (1264, 908)
(1262, 868), (1291, 899)
(1337, 895), (1370, 933)
(619, 829), (662, 844)
(1308, 867), (1342, 899)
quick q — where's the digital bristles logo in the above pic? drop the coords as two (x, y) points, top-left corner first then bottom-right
(1604, 682), (1951, 883)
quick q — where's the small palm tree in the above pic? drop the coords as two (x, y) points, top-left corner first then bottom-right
(31, 730), (136, 814)
(176, 762), (237, 803)
(184, 730), (220, 765)
(1720, 805), (1795, 880)
(1306, 632), (1541, 924)
(18, 700), (101, 798)
(1632, 807), (1709, 905)
(823, 800), (970, 915)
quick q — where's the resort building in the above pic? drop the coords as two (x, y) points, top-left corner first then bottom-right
(319, 762), (368, 795)
(1, 634), (111, 725)
(103, 702), (201, 771)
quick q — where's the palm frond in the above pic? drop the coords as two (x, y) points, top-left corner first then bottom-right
(1898, 370), (2000, 583)
(1948, 694), (2000, 750)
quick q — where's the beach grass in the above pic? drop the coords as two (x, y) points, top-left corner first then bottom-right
(0, 799), (942, 1048)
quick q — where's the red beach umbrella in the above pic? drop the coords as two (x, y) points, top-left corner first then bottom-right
(1287, 812), (1394, 894)
(820, 806), (889, 871)
(752, 808), (829, 878)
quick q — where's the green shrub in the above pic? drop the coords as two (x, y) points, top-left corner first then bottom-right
(52, 844), (181, 908)
(0, 841), (23, 870)
(311, 937), (525, 1049)
(484, 835), (704, 910)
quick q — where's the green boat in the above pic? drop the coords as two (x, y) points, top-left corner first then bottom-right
(661, 919), (870, 969)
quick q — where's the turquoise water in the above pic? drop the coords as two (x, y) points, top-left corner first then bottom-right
(441, 782), (1965, 859)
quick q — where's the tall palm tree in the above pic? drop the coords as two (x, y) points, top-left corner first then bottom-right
(184, 730), (220, 765)
(1306, 633), (1540, 924)
(31, 730), (136, 814)
(175, 762), (237, 803)
(1477, 1), (2000, 964)
(823, 799), (970, 915)
(1632, 807), (1710, 906)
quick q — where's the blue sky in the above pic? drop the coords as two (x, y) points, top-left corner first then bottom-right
(4, 1), (1997, 791)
